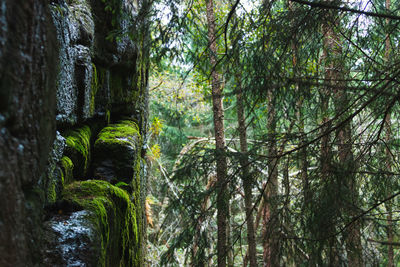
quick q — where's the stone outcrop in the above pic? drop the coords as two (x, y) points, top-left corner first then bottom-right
(0, 0), (150, 266)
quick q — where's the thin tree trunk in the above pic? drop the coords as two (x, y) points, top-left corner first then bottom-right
(192, 176), (216, 267)
(289, 0), (309, 212)
(228, 1), (258, 263)
(384, 1), (394, 265)
(236, 74), (257, 267)
(321, 10), (338, 266)
(262, 90), (279, 267)
(323, 3), (362, 264)
(261, 0), (280, 263)
(335, 89), (362, 266)
(205, 1), (228, 266)
(385, 113), (394, 267)
(227, 203), (234, 267)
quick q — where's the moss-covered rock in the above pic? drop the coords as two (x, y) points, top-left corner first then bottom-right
(60, 180), (141, 266)
(64, 125), (92, 179)
(60, 156), (74, 184)
(42, 131), (66, 206)
(90, 63), (99, 115)
(93, 120), (142, 184)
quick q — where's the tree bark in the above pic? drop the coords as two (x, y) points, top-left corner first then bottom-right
(322, 2), (363, 264)
(236, 74), (257, 267)
(385, 113), (394, 267)
(262, 89), (279, 267)
(289, 0), (309, 212)
(321, 8), (338, 266)
(334, 88), (362, 267)
(384, 1), (394, 265)
(205, 1), (228, 266)
(192, 176), (216, 267)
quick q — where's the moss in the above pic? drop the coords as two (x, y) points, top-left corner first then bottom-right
(46, 177), (57, 204)
(45, 166), (67, 205)
(93, 120), (142, 184)
(90, 63), (99, 115)
(60, 156), (74, 184)
(64, 125), (92, 179)
(95, 120), (140, 147)
(63, 180), (141, 266)
(115, 181), (131, 193)
(106, 109), (110, 124)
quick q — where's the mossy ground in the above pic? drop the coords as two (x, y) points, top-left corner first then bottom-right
(63, 180), (141, 266)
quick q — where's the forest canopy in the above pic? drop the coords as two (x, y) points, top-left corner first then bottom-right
(145, 0), (400, 266)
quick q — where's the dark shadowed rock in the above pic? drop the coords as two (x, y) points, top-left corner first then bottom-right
(0, 0), (58, 265)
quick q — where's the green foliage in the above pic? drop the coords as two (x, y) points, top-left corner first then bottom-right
(148, 0), (400, 265)
(149, 69), (212, 161)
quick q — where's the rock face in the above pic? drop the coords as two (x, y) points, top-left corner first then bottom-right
(0, 0), (150, 266)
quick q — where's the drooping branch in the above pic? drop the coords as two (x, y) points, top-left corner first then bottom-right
(367, 239), (400, 247)
(291, 0), (400, 20)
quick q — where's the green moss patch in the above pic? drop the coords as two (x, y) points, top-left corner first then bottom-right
(63, 180), (141, 266)
(46, 174), (58, 205)
(60, 156), (74, 184)
(90, 63), (99, 115)
(93, 120), (142, 184)
(96, 120), (140, 147)
(64, 125), (92, 179)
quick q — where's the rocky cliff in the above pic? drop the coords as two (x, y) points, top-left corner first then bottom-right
(0, 0), (150, 266)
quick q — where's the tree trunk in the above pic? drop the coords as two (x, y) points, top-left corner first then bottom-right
(289, 0), (309, 212)
(192, 176), (215, 267)
(321, 9), (338, 266)
(334, 89), (362, 266)
(227, 203), (234, 267)
(385, 113), (394, 267)
(322, 3), (362, 264)
(260, 3), (279, 266)
(262, 89), (279, 267)
(236, 74), (257, 267)
(205, 1), (228, 266)
(384, 1), (394, 265)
